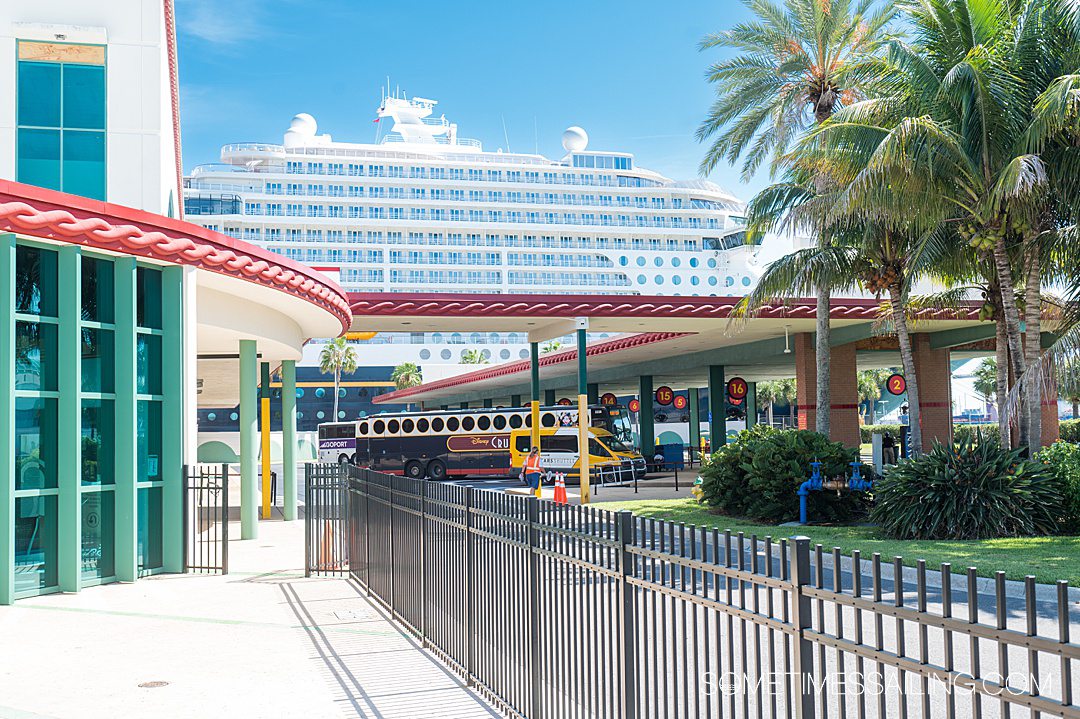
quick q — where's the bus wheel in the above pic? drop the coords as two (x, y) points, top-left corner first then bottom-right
(427, 460), (447, 480)
(404, 461), (424, 479)
(337, 454), (350, 465)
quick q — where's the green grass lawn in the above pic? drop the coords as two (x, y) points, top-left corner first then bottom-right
(597, 497), (1080, 585)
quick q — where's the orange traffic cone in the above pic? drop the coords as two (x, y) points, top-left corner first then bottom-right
(554, 472), (568, 505)
(320, 520), (338, 570)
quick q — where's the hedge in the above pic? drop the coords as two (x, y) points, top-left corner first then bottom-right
(859, 424), (903, 444)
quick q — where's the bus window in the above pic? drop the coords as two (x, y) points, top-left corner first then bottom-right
(524, 414), (532, 428)
(358, 421), (369, 435)
(417, 418), (429, 433)
(589, 438), (613, 458)
(494, 415), (507, 430)
(402, 419), (414, 433)
(541, 413), (556, 428)
(540, 435), (577, 453)
(446, 417), (459, 431)
(477, 415), (490, 431)
(374, 420), (385, 434)
(509, 414), (523, 429)
(388, 419), (400, 433)
(461, 416), (474, 431)
(515, 435), (531, 453)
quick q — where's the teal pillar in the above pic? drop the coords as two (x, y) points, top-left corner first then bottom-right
(708, 365), (727, 448)
(688, 387), (701, 458)
(113, 258), (137, 582)
(639, 375), (654, 457)
(0, 235), (14, 604)
(544, 389), (556, 406)
(57, 247), (81, 592)
(587, 383), (599, 405)
(511, 394), (522, 407)
(282, 360), (298, 521)
(239, 340), (258, 540)
(483, 398), (493, 408)
(161, 267), (185, 572)
(746, 381), (758, 428)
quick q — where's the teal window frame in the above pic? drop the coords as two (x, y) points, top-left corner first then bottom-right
(15, 41), (106, 200)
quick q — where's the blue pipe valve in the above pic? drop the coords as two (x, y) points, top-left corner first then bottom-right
(798, 459), (873, 525)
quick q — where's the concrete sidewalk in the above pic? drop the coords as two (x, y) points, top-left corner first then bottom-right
(0, 520), (500, 719)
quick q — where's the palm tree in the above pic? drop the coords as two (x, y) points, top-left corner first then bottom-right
(756, 378), (796, 427)
(698, 0), (893, 437)
(858, 368), (891, 424)
(460, 349), (489, 365)
(973, 358), (999, 413)
(811, 0), (1080, 448)
(391, 362), (423, 390)
(318, 337), (358, 421)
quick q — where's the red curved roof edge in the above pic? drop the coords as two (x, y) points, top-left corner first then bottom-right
(0, 180), (352, 333)
(348, 291), (981, 321)
(375, 331), (691, 404)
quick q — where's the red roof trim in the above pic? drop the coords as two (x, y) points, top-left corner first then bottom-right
(348, 291), (981, 321)
(375, 331), (690, 403)
(0, 181), (352, 332)
(163, 0), (184, 219)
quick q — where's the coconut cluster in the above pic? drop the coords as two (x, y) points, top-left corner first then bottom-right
(861, 260), (903, 293)
(958, 214), (1032, 252)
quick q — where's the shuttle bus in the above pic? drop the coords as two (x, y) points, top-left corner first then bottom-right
(317, 405), (644, 483)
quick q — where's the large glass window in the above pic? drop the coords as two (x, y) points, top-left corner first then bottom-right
(15, 398), (58, 491)
(16, 43), (106, 199)
(81, 328), (115, 393)
(137, 268), (163, 329)
(80, 490), (115, 580)
(15, 321), (58, 392)
(15, 496), (58, 594)
(81, 399), (115, 486)
(81, 256), (114, 323)
(15, 245), (58, 316)
(137, 335), (162, 395)
(137, 487), (162, 573)
(137, 401), (162, 483)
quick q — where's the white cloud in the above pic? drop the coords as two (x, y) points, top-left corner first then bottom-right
(176, 0), (267, 45)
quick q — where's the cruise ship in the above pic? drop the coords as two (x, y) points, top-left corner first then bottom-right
(183, 93), (798, 368)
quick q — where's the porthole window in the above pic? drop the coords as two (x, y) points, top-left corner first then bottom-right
(359, 421), (369, 435)
(431, 417), (444, 432)
(637, 274), (647, 284)
(317, 411), (325, 420)
(419, 349), (431, 359)
(708, 276), (718, 286)
(541, 412), (557, 427)
(673, 276), (682, 285)
(296, 388), (305, 398)
(671, 257), (681, 268)
(619, 256), (628, 266)
(742, 276), (751, 286)
(510, 414), (524, 429)
(636, 256), (646, 266)
(690, 257), (699, 268)
(461, 416), (475, 431)
(441, 349), (452, 360)
(374, 420), (385, 434)
(481, 349), (491, 359)
(446, 417), (459, 431)
(708, 258), (717, 269)
(477, 415), (491, 430)
(315, 387), (325, 398)
(655, 275), (664, 285)
(339, 388), (346, 398)
(494, 415), (507, 430)
(691, 276), (700, 286)
(725, 276), (735, 286)
(500, 349), (511, 360)
(338, 411), (345, 419)
(524, 414), (532, 428)
(417, 418), (429, 432)
(230, 412), (238, 421)
(207, 412), (217, 421)
(402, 419), (415, 433)
(654, 257), (663, 267)
(519, 349), (529, 359)
(388, 420), (400, 433)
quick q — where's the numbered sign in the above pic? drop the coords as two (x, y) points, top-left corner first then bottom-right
(727, 377), (748, 401)
(557, 397), (573, 406)
(628, 399), (641, 413)
(600, 392), (618, 406)
(886, 373), (907, 396)
(673, 395), (688, 410)
(655, 385), (675, 406)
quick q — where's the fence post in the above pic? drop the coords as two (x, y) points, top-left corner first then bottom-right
(221, 463), (229, 575)
(304, 464), (312, 578)
(419, 477), (428, 646)
(789, 536), (816, 719)
(181, 465), (189, 572)
(364, 469), (372, 596)
(527, 496), (542, 719)
(388, 474), (396, 619)
(465, 486), (476, 686)
(618, 510), (638, 719)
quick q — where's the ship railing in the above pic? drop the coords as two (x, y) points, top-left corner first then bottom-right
(222, 143), (286, 155)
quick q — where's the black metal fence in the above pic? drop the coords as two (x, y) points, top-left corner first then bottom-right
(182, 463), (229, 574)
(304, 463), (349, 577)
(310, 464), (1080, 719)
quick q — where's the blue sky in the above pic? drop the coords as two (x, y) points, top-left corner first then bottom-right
(174, 0), (771, 200)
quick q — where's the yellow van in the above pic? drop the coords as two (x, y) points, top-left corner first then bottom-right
(591, 427), (648, 479)
(510, 427), (628, 485)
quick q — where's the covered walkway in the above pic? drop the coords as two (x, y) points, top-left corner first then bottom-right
(0, 519), (499, 719)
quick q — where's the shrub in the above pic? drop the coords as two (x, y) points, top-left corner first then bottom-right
(1059, 419), (1080, 443)
(871, 439), (1063, 540)
(1036, 441), (1080, 534)
(699, 427), (867, 523)
(952, 423), (1000, 448)
(860, 424), (903, 444)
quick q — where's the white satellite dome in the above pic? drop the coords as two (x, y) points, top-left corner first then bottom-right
(284, 113), (318, 147)
(562, 126), (589, 153)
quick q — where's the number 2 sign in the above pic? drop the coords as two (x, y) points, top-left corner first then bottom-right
(886, 373), (907, 396)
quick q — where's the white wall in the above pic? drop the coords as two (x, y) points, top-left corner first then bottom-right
(0, 0), (179, 215)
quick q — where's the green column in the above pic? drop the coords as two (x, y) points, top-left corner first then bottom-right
(511, 394), (522, 407)
(708, 365), (727, 448)
(688, 387), (701, 459)
(281, 360), (297, 522)
(483, 398), (493, 408)
(57, 247), (81, 592)
(113, 258), (137, 582)
(746, 381), (758, 428)
(544, 389), (556, 406)
(0, 235), (14, 605)
(587, 383), (599, 405)
(638, 375), (654, 457)
(239, 340), (258, 540)
(161, 267), (185, 572)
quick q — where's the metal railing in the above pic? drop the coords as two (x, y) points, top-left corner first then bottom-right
(182, 464), (229, 574)
(308, 463), (1080, 719)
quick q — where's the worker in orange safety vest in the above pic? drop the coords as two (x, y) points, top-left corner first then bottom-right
(523, 447), (543, 492)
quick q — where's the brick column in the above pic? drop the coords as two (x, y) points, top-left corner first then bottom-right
(794, 333), (817, 432)
(793, 333), (860, 447)
(912, 334), (952, 447)
(1042, 393), (1060, 445)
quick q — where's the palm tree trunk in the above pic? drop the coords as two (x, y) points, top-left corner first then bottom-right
(815, 287), (831, 436)
(333, 369), (340, 420)
(1024, 253), (1042, 448)
(996, 318), (1011, 447)
(888, 284), (922, 455)
(868, 401), (875, 426)
(990, 238), (1029, 447)
(1073, 399), (1078, 420)
(767, 402), (774, 427)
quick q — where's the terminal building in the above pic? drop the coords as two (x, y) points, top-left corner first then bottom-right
(0, 1), (350, 604)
